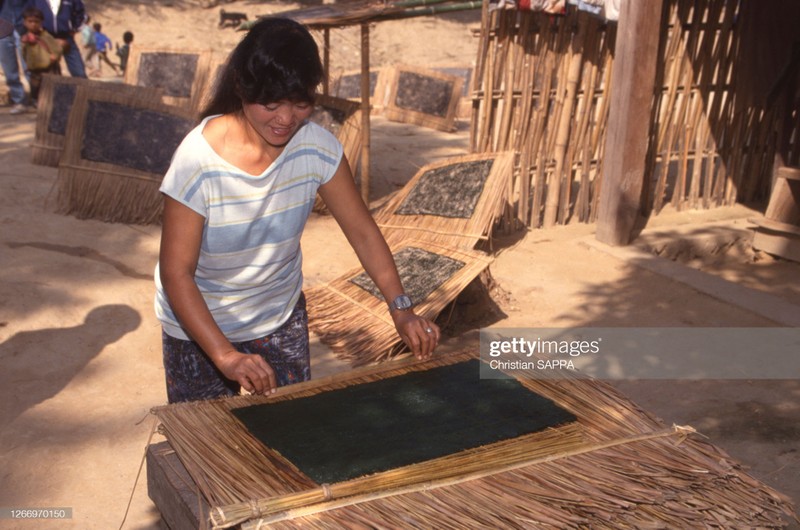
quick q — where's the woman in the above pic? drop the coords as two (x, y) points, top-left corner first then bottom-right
(155, 17), (439, 404)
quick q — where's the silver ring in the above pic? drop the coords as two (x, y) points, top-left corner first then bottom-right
(425, 327), (433, 333)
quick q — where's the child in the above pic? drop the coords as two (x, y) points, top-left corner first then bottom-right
(155, 17), (439, 403)
(115, 30), (133, 74)
(20, 6), (61, 104)
(91, 22), (118, 75)
(79, 15), (97, 75)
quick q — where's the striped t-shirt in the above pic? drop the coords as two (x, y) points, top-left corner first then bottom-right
(154, 116), (343, 342)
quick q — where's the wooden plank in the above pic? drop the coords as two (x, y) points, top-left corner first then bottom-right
(764, 176), (800, 226)
(595, 0), (665, 246)
(777, 165), (800, 182)
(753, 228), (800, 263)
(752, 216), (800, 237)
(360, 23), (371, 204)
(147, 442), (209, 530)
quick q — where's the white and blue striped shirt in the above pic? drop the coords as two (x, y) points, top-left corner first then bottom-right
(155, 116), (343, 342)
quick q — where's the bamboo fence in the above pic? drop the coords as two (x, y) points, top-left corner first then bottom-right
(470, 0), (783, 230)
(152, 351), (798, 529)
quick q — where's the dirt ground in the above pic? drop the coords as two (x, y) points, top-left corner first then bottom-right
(1, 1), (799, 528)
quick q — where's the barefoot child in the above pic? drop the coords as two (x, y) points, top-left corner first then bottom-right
(92, 22), (118, 75)
(20, 6), (61, 104)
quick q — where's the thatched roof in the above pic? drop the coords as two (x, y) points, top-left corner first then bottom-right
(245, 0), (482, 30)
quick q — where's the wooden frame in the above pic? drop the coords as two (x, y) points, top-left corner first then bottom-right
(196, 52), (228, 114)
(56, 85), (195, 224)
(313, 94), (363, 172)
(123, 45), (213, 111)
(432, 64), (473, 119)
(329, 67), (389, 112)
(374, 151), (515, 249)
(310, 94), (364, 213)
(149, 347), (797, 529)
(152, 352), (580, 528)
(306, 240), (493, 365)
(383, 64), (464, 132)
(32, 75), (161, 167)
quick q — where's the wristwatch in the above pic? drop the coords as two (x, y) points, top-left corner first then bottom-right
(388, 294), (414, 312)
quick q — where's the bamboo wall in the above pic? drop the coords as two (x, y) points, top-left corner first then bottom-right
(470, 0), (789, 230)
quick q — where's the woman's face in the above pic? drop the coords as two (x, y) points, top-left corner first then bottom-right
(241, 99), (314, 150)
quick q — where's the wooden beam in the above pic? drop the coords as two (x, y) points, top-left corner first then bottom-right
(323, 28), (330, 95)
(360, 23), (371, 205)
(595, 0), (664, 246)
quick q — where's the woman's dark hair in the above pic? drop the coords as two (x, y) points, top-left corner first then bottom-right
(200, 17), (323, 119)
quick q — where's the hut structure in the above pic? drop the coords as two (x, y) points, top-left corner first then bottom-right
(256, 0), (800, 249)
(471, 0), (800, 246)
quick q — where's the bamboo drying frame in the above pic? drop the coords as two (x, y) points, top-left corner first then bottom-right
(124, 45), (213, 112)
(314, 94), (363, 173)
(151, 350), (798, 529)
(374, 151), (515, 249)
(306, 240), (493, 365)
(433, 63), (474, 119)
(383, 63), (464, 132)
(32, 75), (162, 167)
(310, 94), (364, 214)
(195, 53), (227, 116)
(329, 67), (390, 113)
(55, 85), (195, 224)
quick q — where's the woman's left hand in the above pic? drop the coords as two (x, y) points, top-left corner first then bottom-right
(391, 311), (440, 361)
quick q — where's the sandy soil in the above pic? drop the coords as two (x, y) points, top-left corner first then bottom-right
(1, 1), (799, 529)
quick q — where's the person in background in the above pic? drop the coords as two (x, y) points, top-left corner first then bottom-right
(24, 0), (86, 78)
(78, 13), (96, 75)
(115, 29), (132, 74)
(155, 17), (440, 404)
(91, 22), (117, 75)
(19, 5), (60, 104)
(0, 0), (29, 114)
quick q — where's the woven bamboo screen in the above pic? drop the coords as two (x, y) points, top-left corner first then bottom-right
(470, 0), (782, 229)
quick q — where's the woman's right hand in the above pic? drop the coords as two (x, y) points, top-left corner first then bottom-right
(214, 350), (278, 395)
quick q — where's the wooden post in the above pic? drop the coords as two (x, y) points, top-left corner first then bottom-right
(360, 23), (371, 205)
(323, 28), (330, 95)
(595, 0), (664, 245)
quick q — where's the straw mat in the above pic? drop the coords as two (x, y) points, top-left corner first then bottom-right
(151, 351), (799, 529)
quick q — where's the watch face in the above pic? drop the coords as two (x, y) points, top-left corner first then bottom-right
(392, 295), (413, 311)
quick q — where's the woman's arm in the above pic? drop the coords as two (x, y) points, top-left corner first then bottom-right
(159, 196), (279, 394)
(318, 157), (440, 360)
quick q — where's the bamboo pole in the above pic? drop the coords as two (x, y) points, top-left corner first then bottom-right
(544, 15), (585, 228)
(559, 16), (599, 225)
(469, 0), (491, 153)
(322, 29), (330, 95)
(652, 2), (685, 212)
(359, 23), (371, 204)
